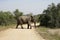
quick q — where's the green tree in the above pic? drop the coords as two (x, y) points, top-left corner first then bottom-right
(0, 11), (16, 26)
(39, 3), (60, 28)
(14, 9), (23, 19)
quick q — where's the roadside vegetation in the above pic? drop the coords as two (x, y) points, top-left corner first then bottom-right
(0, 24), (16, 31)
(39, 3), (60, 28)
(0, 9), (23, 30)
(36, 27), (60, 40)
(36, 3), (60, 40)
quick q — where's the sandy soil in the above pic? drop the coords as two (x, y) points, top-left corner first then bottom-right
(0, 23), (45, 40)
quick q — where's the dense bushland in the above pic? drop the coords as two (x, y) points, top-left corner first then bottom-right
(0, 9), (23, 26)
(39, 3), (60, 28)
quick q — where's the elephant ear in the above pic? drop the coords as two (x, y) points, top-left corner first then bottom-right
(30, 16), (34, 22)
(31, 16), (33, 19)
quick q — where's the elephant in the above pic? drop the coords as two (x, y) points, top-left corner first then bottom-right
(16, 15), (36, 29)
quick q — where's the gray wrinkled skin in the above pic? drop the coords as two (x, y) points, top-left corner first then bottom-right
(16, 16), (36, 29)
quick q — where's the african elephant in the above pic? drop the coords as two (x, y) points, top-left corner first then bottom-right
(16, 16), (36, 29)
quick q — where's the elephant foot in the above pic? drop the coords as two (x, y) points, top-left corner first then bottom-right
(16, 27), (18, 29)
(27, 27), (29, 29)
(27, 26), (29, 29)
(21, 27), (24, 29)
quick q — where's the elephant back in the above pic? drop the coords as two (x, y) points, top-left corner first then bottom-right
(18, 16), (31, 23)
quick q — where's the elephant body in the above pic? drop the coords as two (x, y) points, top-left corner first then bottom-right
(16, 16), (36, 29)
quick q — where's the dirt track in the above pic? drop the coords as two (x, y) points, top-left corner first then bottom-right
(0, 23), (45, 40)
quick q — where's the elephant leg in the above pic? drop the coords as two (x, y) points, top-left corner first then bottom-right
(28, 22), (32, 29)
(21, 24), (23, 29)
(27, 24), (29, 29)
(16, 24), (19, 29)
(34, 22), (36, 28)
(30, 25), (32, 29)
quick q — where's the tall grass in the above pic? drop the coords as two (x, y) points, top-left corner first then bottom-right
(36, 27), (60, 40)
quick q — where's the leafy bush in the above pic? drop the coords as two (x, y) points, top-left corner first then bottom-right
(39, 3), (60, 28)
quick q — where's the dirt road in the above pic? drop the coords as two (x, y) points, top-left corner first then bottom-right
(0, 24), (45, 40)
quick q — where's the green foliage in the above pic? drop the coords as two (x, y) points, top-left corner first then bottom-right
(14, 9), (23, 19)
(40, 14), (51, 27)
(34, 14), (40, 22)
(39, 3), (60, 28)
(0, 9), (23, 26)
(0, 11), (16, 26)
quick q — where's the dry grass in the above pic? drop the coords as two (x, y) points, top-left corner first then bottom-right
(0, 24), (16, 31)
(36, 27), (60, 40)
